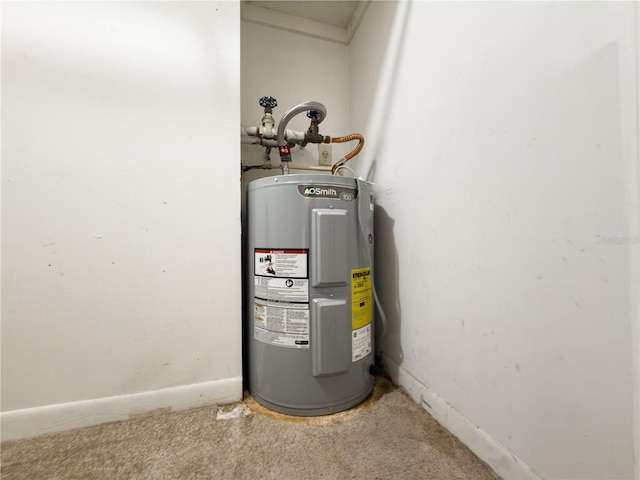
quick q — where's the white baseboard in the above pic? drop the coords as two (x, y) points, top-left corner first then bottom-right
(382, 354), (542, 480)
(1, 377), (243, 442)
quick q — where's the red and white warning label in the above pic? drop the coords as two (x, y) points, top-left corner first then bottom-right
(254, 248), (309, 304)
(254, 249), (307, 278)
(254, 249), (310, 349)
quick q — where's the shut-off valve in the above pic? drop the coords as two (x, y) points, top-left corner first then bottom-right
(242, 96), (364, 175)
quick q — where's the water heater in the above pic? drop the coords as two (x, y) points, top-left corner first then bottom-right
(246, 173), (375, 416)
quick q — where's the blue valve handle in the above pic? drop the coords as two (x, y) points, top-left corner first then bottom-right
(307, 109), (320, 119)
(259, 96), (278, 109)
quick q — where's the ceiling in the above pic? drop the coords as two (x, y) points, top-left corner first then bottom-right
(242, 1), (370, 44)
(244, 1), (361, 28)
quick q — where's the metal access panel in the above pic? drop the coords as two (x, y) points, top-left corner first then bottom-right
(311, 208), (349, 287)
(311, 298), (350, 376)
(247, 174), (375, 416)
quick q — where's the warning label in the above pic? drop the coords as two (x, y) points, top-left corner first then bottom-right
(254, 277), (309, 303)
(254, 249), (310, 349)
(254, 301), (309, 349)
(255, 249), (309, 303)
(352, 267), (372, 330)
(352, 324), (371, 361)
(255, 249), (307, 278)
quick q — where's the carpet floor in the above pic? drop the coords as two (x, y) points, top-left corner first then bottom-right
(1, 378), (499, 479)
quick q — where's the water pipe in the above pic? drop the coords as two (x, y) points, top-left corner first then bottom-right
(242, 97), (366, 173)
(289, 164), (331, 172)
(241, 126), (306, 146)
(276, 101), (327, 175)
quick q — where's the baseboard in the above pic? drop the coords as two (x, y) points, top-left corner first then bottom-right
(1, 377), (243, 442)
(382, 354), (542, 480)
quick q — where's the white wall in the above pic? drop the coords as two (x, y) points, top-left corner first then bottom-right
(350, 2), (639, 479)
(1, 1), (242, 439)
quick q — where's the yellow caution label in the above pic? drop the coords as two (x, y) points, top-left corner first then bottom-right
(352, 267), (372, 330)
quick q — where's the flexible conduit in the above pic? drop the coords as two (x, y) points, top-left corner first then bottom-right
(331, 134), (365, 174)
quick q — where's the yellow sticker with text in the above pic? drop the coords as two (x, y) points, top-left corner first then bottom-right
(352, 267), (372, 330)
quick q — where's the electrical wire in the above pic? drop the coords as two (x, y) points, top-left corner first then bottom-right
(333, 164), (360, 178)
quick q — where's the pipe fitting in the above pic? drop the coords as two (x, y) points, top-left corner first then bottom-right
(304, 121), (331, 145)
(276, 101), (326, 149)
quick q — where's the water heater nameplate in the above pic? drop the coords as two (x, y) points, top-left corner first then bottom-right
(352, 324), (371, 362)
(311, 209), (348, 287)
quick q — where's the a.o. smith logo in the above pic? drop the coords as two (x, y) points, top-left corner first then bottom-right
(303, 186), (337, 196)
(297, 184), (358, 201)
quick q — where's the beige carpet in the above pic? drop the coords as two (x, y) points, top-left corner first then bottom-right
(1, 378), (499, 479)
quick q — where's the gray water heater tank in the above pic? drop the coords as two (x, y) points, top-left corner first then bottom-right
(247, 173), (375, 416)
